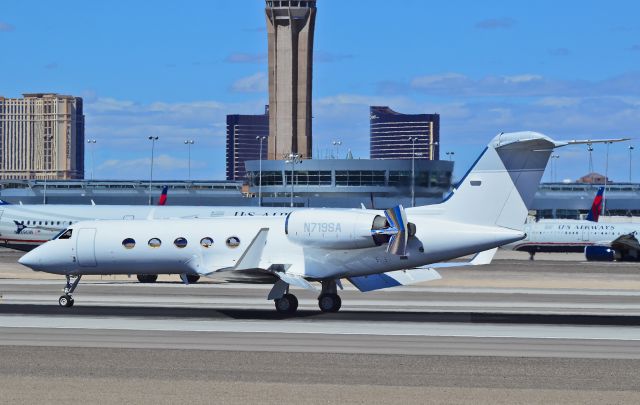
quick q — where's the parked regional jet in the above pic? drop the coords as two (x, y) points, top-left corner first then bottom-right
(0, 187), (290, 282)
(0, 189), (289, 253)
(503, 187), (640, 261)
(18, 132), (622, 313)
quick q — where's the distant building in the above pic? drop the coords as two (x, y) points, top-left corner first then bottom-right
(579, 172), (609, 184)
(370, 106), (440, 160)
(226, 106), (269, 181)
(265, 0), (315, 160)
(0, 93), (84, 179)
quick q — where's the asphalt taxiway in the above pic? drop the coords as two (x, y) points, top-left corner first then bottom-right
(1, 250), (640, 403)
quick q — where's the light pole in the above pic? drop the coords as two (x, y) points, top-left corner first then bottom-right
(87, 139), (96, 180)
(285, 153), (301, 207)
(629, 146), (635, 182)
(445, 151), (455, 161)
(148, 136), (159, 205)
(256, 136), (266, 206)
(550, 154), (560, 182)
(587, 143), (594, 175)
(184, 140), (194, 181)
(408, 136), (419, 207)
(332, 139), (342, 159)
(603, 141), (612, 216)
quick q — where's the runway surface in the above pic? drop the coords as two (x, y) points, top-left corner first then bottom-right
(1, 252), (640, 403)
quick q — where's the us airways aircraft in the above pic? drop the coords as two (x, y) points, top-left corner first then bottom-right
(0, 187), (289, 253)
(503, 187), (640, 261)
(18, 132), (622, 314)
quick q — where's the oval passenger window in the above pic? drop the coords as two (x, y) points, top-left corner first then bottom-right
(174, 237), (188, 248)
(122, 238), (136, 249)
(226, 236), (240, 248)
(148, 238), (161, 248)
(200, 237), (213, 248)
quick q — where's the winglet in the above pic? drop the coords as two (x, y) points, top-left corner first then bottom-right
(469, 248), (498, 265)
(234, 228), (269, 270)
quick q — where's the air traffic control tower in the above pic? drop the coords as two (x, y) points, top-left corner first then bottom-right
(265, 0), (316, 160)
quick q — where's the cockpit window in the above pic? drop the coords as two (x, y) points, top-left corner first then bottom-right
(58, 229), (73, 240)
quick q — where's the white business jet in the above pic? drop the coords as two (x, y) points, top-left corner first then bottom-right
(18, 132), (612, 314)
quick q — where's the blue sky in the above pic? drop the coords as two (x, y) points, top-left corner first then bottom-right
(1, 0), (639, 182)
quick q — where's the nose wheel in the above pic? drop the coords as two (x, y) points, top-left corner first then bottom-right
(58, 275), (81, 308)
(59, 294), (74, 307)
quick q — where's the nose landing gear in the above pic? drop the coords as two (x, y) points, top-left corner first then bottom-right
(59, 275), (81, 308)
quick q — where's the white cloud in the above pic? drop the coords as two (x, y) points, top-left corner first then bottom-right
(231, 72), (268, 93)
(503, 74), (542, 84)
(535, 97), (580, 108)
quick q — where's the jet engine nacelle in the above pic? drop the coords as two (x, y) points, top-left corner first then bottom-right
(285, 209), (389, 250)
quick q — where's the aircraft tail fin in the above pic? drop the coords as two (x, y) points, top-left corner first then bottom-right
(410, 132), (555, 231)
(586, 187), (605, 222)
(158, 186), (168, 206)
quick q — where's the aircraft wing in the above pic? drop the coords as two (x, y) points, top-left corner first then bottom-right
(609, 233), (640, 253)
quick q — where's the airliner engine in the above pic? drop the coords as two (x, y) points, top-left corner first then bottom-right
(285, 209), (390, 250)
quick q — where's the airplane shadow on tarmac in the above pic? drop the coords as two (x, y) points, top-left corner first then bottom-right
(1, 304), (640, 326)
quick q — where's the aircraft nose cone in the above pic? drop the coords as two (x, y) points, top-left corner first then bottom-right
(18, 250), (40, 269)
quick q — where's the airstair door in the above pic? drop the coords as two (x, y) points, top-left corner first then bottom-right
(76, 228), (97, 267)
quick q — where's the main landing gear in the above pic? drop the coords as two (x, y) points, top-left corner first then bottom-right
(318, 279), (341, 313)
(271, 279), (343, 315)
(274, 293), (299, 314)
(59, 275), (81, 308)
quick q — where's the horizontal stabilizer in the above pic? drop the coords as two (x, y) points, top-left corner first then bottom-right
(348, 268), (441, 292)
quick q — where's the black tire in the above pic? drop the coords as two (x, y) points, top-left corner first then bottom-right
(318, 293), (341, 313)
(59, 295), (72, 308)
(186, 274), (200, 284)
(274, 293), (298, 314)
(67, 297), (75, 308)
(137, 274), (158, 283)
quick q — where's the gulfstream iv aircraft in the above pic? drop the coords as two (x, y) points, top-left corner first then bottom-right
(18, 132), (614, 314)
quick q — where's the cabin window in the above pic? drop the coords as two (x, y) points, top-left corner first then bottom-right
(148, 238), (162, 248)
(58, 229), (73, 240)
(200, 237), (214, 248)
(122, 238), (136, 249)
(226, 236), (240, 248)
(174, 237), (188, 248)
(57, 221), (60, 225)
(39, 221), (42, 225)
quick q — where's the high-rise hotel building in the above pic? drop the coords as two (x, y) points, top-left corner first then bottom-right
(370, 106), (440, 161)
(0, 93), (85, 179)
(226, 106), (269, 181)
